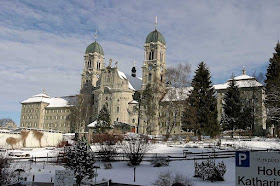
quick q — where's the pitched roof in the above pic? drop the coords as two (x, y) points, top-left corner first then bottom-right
(161, 87), (192, 102)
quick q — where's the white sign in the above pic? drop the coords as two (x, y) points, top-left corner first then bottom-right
(54, 170), (74, 186)
(236, 151), (280, 186)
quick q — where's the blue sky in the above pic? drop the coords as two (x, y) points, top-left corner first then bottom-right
(0, 0), (279, 125)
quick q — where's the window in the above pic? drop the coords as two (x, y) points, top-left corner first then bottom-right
(116, 118), (119, 121)
(149, 51), (154, 60)
(132, 119), (135, 123)
(34, 123), (37, 127)
(148, 74), (152, 81)
(117, 107), (120, 113)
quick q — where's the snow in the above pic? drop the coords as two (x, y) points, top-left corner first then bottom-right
(233, 74), (254, 80)
(128, 82), (135, 90)
(161, 87), (193, 102)
(47, 98), (70, 108)
(12, 139), (280, 186)
(128, 100), (138, 104)
(117, 70), (127, 80)
(22, 93), (51, 104)
(22, 93), (70, 107)
(87, 121), (98, 128)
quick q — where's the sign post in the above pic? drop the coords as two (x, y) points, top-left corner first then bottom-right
(236, 151), (280, 186)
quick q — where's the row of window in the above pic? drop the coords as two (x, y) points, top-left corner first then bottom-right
(159, 111), (184, 117)
(22, 108), (39, 113)
(43, 123), (70, 128)
(86, 60), (101, 70)
(159, 121), (182, 127)
(45, 109), (69, 113)
(45, 116), (68, 120)
(22, 115), (38, 119)
(23, 104), (38, 107)
(148, 51), (164, 62)
(21, 122), (37, 127)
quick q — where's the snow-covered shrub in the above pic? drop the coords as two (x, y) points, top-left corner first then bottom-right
(64, 140), (96, 185)
(92, 133), (123, 162)
(194, 159), (226, 182)
(150, 156), (169, 167)
(122, 136), (152, 166)
(153, 171), (193, 186)
(103, 162), (112, 169)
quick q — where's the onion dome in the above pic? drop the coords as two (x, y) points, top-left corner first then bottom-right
(85, 41), (104, 55)
(145, 29), (166, 45)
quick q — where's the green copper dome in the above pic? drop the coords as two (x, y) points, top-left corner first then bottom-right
(85, 41), (104, 55)
(145, 29), (166, 45)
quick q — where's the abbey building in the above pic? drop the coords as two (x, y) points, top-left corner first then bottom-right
(19, 25), (266, 135)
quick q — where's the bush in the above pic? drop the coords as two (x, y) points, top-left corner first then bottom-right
(194, 159), (226, 182)
(153, 171), (193, 186)
(151, 156), (169, 167)
(103, 162), (112, 169)
(92, 133), (124, 162)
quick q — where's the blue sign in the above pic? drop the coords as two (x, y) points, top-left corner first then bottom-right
(236, 151), (250, 167)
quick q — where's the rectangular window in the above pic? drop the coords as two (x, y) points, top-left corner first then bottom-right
(117, 107), (120, 113)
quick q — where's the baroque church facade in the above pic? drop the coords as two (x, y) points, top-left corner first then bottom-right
(20, 24), (266, 136)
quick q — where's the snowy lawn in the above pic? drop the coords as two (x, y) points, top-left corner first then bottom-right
(10, 139), (280, 185)
(13, 143), (235, 185)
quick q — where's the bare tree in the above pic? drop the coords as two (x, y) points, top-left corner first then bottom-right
(91, 133), (123, 162)
(0, 118), (14, 127)
(161, 63), (191, 140)
(122, 136), (152, 166)
(67, 94), (94, 134)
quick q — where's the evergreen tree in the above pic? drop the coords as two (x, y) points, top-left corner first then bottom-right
(65, 140), (96, 186)
(182, 62), (219, 139)
(222, 78), (242, 137)
(142, 84), (156, 134)
(96, 105), (111, 133)
(265, 41), (280, 136)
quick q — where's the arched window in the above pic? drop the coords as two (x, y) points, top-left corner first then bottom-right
(149, 51), (154, 60)
(148, 73), (152, 81)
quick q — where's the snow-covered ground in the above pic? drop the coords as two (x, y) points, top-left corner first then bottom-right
(9, 139), (280, 186)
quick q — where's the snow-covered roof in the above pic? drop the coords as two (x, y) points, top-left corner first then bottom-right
(214, 77), (263, 90)
(233, 74), (254, 81)
(117, 70), (127, 80)
(126, 74), (142, 91)
(46, 98), (70, 108)
(128, 100), (138, 104)
(21, 93), (51, 104)
(161, 87), (193, 102)
(22, 93), (72, 108)
(117, 70), (142, 91)
(87, 121), (97, 128)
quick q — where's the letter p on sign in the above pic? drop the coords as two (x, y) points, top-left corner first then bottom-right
(236, 151), (250, 167)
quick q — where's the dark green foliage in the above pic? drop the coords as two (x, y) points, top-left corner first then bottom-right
(142, 84), (156, 134)
(239, 100), (254, 130)
(96, 105), (111, 133)
(222, 78), (242, 134)
(265, 42), (280, 136)
(182, 62), (219, 138)
(65, 140), (96, 185)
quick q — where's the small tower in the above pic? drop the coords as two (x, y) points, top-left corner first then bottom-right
(142, 17), (166, 91)
(131, 61), (136, 77)
(81, 31), (105, 94)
